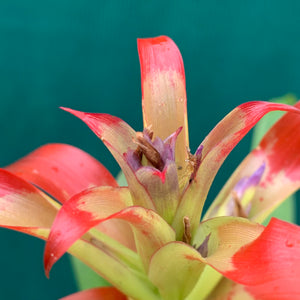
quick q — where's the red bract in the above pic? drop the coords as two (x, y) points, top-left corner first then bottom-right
(1, 36), (300, 300)
(6, 143), (118, 203)
(60, 287), (127, 300)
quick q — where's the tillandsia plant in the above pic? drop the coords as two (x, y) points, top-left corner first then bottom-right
(1, 36), (300, 300)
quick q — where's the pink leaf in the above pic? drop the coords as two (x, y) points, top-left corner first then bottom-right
(173, 101), (300, 239)
(206, 101), (300, 222)
(61, 108), (155, 210)
(6, 143), (117, 203)
(225, 218), (300, 299)
(45, 195), (174, 274)
(138, 36), (189, 172)
(44, 186), (133, 276)
(0, 169), (59, 230)
(59, 287), (127, 300)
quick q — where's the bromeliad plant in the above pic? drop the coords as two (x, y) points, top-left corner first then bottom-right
(1, 36), (300, 300)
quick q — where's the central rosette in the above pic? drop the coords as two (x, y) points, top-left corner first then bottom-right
(125, 127), (203, 230)
(123, 127), (181, 225)
(127, 127), (181, 172)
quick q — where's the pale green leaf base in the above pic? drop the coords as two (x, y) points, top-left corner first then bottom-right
(186, 266), (222, 300)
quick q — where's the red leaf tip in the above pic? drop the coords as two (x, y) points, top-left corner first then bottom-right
(44, 250), (59, 278)
(137, 35), (170, 46)
(60, 107), (87, 120)
(137, 35), (185, 77)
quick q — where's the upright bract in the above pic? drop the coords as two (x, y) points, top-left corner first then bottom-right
(138, 36), (189, 180)
(0, 36), (300, 300)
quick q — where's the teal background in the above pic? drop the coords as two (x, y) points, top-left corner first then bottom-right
(0, 1), (300, 299)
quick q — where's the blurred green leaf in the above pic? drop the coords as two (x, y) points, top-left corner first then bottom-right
(70, 256), (110, 291)
(116, 171), (128, 187)
(262, 196), (296, 226)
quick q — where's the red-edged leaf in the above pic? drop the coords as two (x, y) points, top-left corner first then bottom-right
(194, 217), (300, 300)
(259, 102), (300, 181)
(61, 108), (155, 210)
(0, 169), (59, 239)
(173, 101), (300, 239)
(192, 216), (264, 271)
(45, 187), (175, 274)
(44, 186), (133, 276)
(60, 287), (127, 300)
(205, 101), (300, 222)
(6, 143), (117, 203)
(223, 218), (300, 299)
(138, 36), (189, 173)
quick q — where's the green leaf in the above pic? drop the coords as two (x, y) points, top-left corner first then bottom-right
(148, 242), (205, 300)
(116, 171), (128, 186)
(262, 195), (296, 226)
(185, 265), (222, 300)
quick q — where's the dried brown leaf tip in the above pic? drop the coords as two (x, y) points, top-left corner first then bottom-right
(182, 216), (191, 244)
(135, 131), (164, 170)
(231, 190), (248, 218)
(184, 144), (203, 184)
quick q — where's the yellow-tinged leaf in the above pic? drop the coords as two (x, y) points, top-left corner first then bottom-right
(148, 242), (205, 300)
